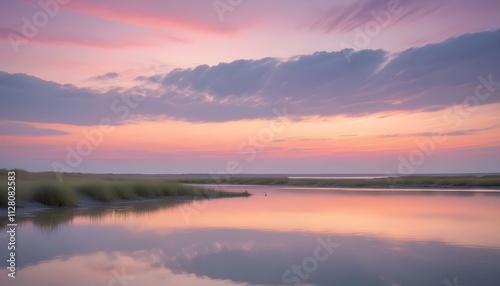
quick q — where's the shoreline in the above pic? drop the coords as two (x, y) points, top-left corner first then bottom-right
(200, 183), (500, 191)
(203, 183), (500, 191)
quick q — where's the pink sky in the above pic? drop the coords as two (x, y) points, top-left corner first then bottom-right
(0, 0), (500, 174)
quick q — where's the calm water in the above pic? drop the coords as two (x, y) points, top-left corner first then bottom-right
(1, 185), (500, 286)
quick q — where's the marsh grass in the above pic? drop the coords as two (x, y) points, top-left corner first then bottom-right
(74, 180), (250, 204)
(31, 183), (77, 207)
(0, 170), (251, 207)
(112, 184), (136, 200)
(77, 183), (122, 202)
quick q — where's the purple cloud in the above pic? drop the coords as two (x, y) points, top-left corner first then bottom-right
(0, 122), (68, 136)
(89, 72), (120, 81)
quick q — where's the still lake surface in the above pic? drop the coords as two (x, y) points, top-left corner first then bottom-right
(1, 185), (500, 286)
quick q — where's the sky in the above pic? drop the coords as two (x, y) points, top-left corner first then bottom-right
(0, 0), (500, 174)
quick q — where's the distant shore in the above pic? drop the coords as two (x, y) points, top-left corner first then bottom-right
(173, 175), (500, 189)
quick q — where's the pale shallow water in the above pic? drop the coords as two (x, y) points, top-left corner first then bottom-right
(1, 185), (500, 286)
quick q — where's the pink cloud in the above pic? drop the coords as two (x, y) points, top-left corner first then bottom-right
(62, 0), (242, 34)
(0, 28), (177, 50)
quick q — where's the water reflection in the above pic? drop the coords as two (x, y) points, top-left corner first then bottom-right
(25, 200), (190, 231)
(1, 185), (499, 286)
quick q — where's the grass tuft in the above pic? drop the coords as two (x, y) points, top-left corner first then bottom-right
(132, 183), (159, 197)
(77, 183), (118, 202)
(32, 183), (76, 207)
(111, 184), (135, 200)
